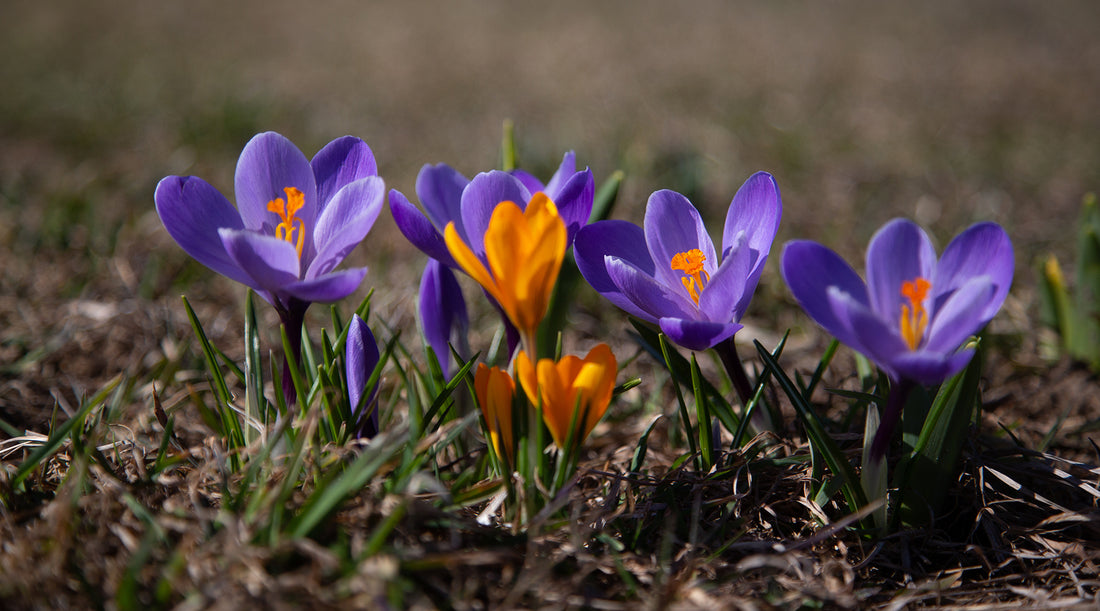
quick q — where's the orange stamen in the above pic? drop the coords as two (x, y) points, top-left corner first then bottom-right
(267, 186), (306, 258)
(899, 277), (931, 350)
(670, 249), (710, 304)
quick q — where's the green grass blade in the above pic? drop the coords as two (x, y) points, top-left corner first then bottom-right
(589, 170), (625, 224)
(13, 376), (120, 488)
(658, 334), (700, 469)
(288, 431), (402, 539)
(894, 341), (983, 527)
(803, 339), (839, 400)
(243, 290), (265, 441)
(629, 319), (741, 435)
(754, 340), (867, 511)
(630, 416), (662, 473)
(501, 119), (517, 171)
(182, 296), (245, 455)
(690, 353), (713, 469)
(422, 353), (479, 430)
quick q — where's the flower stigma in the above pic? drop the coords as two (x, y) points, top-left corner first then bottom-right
(899, 277), (931, 350)
(267, 186), (306, 258)
(670, 249), (710, 304)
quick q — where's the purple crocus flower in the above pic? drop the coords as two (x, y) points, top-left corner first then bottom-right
(418, 258), (470, 379)
(388, 152), (595, 268)
(346, 314), (381, 438)
(574, 172), (782, 352)
(156, 131), (384, 402)
(155, 132), (384, 313)
(781, 218), (1014, 386)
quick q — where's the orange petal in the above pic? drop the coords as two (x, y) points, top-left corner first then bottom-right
(537, 356), (573, 448)
(444, 221), (503, 305)
(474, 363), (515, 462)
(572, 344), (617, 440)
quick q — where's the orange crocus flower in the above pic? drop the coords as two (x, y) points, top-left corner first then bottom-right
(515, 344), (617, 450)
(473, 363), (516, 463)
(444, 193), (567, 348)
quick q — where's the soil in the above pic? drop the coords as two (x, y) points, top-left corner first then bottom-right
(2, 1), (1099, 608)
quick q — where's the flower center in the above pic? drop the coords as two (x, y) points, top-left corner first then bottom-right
(899, 277), (931, 350)
(267, 186), (306, 258)
(670, 249), (710, 304)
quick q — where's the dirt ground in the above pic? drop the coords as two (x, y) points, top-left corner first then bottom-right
(1, 1), (1099, 608)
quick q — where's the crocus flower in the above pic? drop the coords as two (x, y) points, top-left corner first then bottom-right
(418, 258), (469, 379)
(388, 153), (594, 269)
(515, 344), (617, 450)
(574, 172), (782, 351)
(346, 314), (382, 438)
(444, 193), (567, 350)
(781, 218), (1014, 386)
(474, 363), (516, 463)
(156, 132), (385, 403)
(156, 131), (385, 314)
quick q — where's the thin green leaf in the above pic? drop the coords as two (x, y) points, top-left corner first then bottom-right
(589, 170), (625, 224)
(13, 376), (120, 488)
(501, 119), (517, 171)
(691, 353), (713, 469)
(182, 296), (244, 453)
(629, 320), (741, 435)
(658, 333), (699, 468)
(895, 340), (983, 527)
(754, 340), (868, 511)
(630, 416), (662, 473)
(288, 432), (402, 539)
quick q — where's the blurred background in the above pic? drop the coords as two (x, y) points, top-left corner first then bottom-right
(2, 0), (1099, 418)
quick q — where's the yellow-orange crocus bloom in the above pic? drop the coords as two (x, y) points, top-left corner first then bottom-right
(444, 193), (567, 345)
(474, 363), (516, 463)
(515, 344), (617, 450)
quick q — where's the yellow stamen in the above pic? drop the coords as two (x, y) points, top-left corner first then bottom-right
(899, 277), (931, 350)
(670, 249), (710, 304)
(267, 186), (306, 258)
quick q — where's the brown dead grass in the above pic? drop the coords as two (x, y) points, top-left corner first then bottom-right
(2, 1), (1100, 608)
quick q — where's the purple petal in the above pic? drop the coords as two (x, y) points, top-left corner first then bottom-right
(346, 314), (381, 437)
(548, 167), (594, 247)
(892, 348), (975, 386)
(509, 169), (543, 194)
(606, 256), (698, 322)
(933, 222), (1014, 323)
(698, 232), (750, 323)
(233, 132), (318, 235)
(829, 288), (909, 378)
(419, 259), (468, 378)
(658, 317), (743, 351)
(460, 171), (531, 255)
(723, 173), (781, 316)
(542, 151), (577, 197)
(782, 240), (871, 347)
(282, 267), (367, 303)
(307, 176), (385, 278)
(865, 219), (937, 321)
(644, 190), (718, 292)
(923, 276), (994, 354)
(575, 221), (658, 320)
(311, 136), (378, 212)
(154, 176), (253, 287)
(219, 229), (300, 293)
(416, 163), (469, 233)
(389, 189), (456, 267)
(722, 171), (782, 274)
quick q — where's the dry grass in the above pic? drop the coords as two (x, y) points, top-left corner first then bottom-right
(2, 1), (1100, 608)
